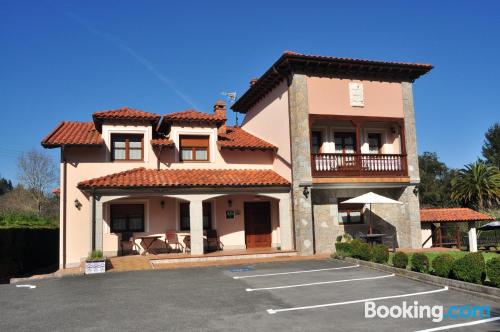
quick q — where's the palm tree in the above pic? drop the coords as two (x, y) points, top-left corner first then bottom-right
(451, 161), (500, 209)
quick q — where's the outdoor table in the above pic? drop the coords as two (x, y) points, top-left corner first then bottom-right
(138, 235), (161, 255)
(359, 233), (387, 245)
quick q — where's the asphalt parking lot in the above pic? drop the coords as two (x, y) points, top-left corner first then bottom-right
(1, 258), (499, 331)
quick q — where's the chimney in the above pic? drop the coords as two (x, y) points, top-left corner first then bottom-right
(250, 78), (258, 87)
(214, 99), (227, 135)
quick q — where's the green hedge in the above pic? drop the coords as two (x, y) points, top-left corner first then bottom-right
(335, 242), (352, 257)
(452, 252), (486, 284)
(393, 252), (409, 269)
(350, 239), (372, 261)
(411, 253), (430, 273)
(432, 254), (455, 278)
(0, 212), (57, 229)
(372, 245), (389, 264)
(486, 257), (500, 287)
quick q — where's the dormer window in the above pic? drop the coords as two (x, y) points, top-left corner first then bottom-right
(179, 135), (209, 161)
(111, 134), (144, 161)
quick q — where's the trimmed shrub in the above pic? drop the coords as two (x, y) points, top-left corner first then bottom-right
(486, 257), (500, 287)
(372, 244), (389, 264)
(451, 252), (486, 284)
(350, 239), (372, 261)
(335, 242), (352, 257)
(432, 254), (455, 278)
(392, 252), (409, 269)
(411, 253), (430, 273)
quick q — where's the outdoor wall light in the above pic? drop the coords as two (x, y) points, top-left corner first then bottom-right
(160, 200), (165, 209)
(413, 186), (419, 196)
(228, 199), (232, 207)
(303, 186), (310, 199)
(74, 199), (82, 210)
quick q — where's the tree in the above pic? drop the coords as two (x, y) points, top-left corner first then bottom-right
(0, 177), (13, 195)
(17, 149), (58, 214)
(418, 152), (457, 207)
(451, 161), (500, 209)
(482, 122), (500, 168)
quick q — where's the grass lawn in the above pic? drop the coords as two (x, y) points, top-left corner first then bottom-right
(389, 251), (499, 268)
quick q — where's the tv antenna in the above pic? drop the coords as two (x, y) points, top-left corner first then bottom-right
(221, 91), (238, 126)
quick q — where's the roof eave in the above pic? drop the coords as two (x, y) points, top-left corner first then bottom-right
(232, 53), (433, 113)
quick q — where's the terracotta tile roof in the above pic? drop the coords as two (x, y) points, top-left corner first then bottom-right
(218, 126), (276, 151)
(420, 208), (494, 223)
(150, 138), (175, 148)
(162, 109), (226, 123)
(93, 107), (161, 122)
(78, 167), (289, 189)
(42, 122), (103, 148)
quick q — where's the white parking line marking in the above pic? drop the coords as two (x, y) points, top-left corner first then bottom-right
(415, 316), (500, 331)
(16, 284), (36, 289)
(246, 273), (395, 291)
(266, 286), (448, 314)
(233, 265), (360, 279)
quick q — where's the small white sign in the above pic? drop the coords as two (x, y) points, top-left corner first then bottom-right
(349, 82), (364, 107)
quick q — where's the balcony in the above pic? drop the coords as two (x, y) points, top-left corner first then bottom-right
(311, 153), (408, 177)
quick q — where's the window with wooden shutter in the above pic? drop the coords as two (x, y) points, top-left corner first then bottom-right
(111, 134), (144, 161)
(179, 135), (209, 161)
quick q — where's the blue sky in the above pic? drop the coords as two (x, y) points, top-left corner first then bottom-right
(1, 0), (499, 182)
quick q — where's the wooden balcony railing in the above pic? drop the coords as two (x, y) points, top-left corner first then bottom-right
(311, 153), (408, 177)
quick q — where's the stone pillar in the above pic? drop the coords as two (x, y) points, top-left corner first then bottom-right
(402, 82), (420, 182)
(189, 200), (204, 255)
(288, 73), (314, 255)
(468, 222), (478, 252)
(398, 186), (422, 248)
(401, 82), (422, 249)
(278, 194), (293, 251)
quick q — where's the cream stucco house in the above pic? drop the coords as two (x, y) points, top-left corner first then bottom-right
(42, 52), (432, 268)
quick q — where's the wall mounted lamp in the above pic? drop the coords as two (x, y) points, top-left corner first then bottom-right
(160, 200), (165, 209)
(303, 186), (310, 199)
(74, 199), (82, 210)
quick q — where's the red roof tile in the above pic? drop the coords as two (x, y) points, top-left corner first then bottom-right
(420, 208), (494, 223)
(78, 167), (289, 189)
(162, 109), (226, 123)
(93, 107), (161, 122)
(150, 138), (175, 148)
(42, 122), (103, 148)
(218, 126), (276, 151)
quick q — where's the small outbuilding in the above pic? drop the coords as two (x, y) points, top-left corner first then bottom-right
(420, 208), (495, 252)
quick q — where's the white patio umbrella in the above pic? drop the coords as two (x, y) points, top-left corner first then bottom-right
(340, 192), (403, 234)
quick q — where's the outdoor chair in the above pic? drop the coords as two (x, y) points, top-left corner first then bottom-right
(206, 229), (224, 251)
(120, 232), (136, 255)
(164, 230), (184, 253)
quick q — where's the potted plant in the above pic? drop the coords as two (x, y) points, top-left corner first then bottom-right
(85, 250), (106, 274)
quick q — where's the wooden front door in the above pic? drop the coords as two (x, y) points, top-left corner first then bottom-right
(244, 202), (272, 248)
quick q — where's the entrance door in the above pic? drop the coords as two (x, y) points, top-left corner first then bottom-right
(244, 202), (272, 248)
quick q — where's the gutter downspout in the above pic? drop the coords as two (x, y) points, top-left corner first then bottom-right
(61, 146), (67, 268)
(91, 189), (96, 251)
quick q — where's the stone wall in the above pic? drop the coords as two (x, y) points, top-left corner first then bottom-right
(312, 187), (422, 253)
